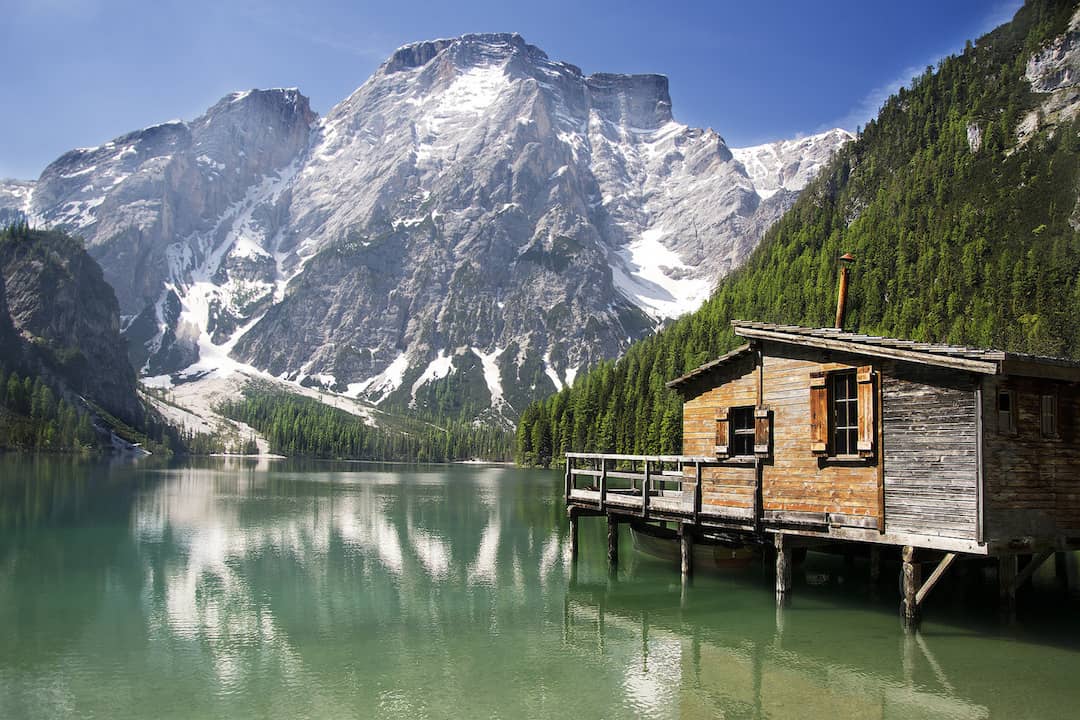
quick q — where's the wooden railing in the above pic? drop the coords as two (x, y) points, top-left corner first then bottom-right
(565, 452), (719, 523)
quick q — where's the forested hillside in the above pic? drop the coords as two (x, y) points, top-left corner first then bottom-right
(517, 0), (1080, 466)
(219, 383), (513, 462)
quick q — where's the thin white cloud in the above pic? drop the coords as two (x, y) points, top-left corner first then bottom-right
(825, 0), (1023, 133)
(827, 63), (926, 133)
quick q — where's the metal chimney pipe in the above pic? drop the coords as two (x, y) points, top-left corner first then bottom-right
(835, 253), (855, 329)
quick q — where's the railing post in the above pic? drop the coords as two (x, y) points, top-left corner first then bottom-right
(599, 458), (608, 511)
(693, 461), (702, 525)
(642, 460), (650, 518)
(565, 456), (572, 503)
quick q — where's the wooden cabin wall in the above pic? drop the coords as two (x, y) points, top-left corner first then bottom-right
(759, 346), (880, 525)
(880, 362), (979, 541)
(680, 353), (757, 516)
(981, 376), (1080, 542)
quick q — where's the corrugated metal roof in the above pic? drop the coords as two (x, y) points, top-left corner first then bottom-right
(667, 321), (1080, 389)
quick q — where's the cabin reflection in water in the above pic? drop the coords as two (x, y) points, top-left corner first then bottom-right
(566, 321), (1080, 626)
(562, 580), (992, 720)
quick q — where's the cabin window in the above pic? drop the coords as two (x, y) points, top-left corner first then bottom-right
(810, 366), (875, 458)
(832, 372), (859, 456)
(998, 389), (1016, 435)
(730, 406), (755, 456)
(1041, 394), (1059, 438)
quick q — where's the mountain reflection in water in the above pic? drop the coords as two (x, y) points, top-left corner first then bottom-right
(1, 456), (1079, 719)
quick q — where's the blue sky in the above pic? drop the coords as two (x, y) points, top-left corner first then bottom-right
(2, 0), (1021, 180)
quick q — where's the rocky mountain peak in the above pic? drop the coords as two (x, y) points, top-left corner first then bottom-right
(585, 72), (673, 130)
(1, 35), (853, 428)
(382, 33), (550, 75)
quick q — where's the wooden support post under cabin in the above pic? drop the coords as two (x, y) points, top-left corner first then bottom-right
(915, 552), (957, 607)
(1013, 549), (1053, 592)
(680, 524), (694, 579)
(775, 534), (792, 605)
(1056, 551), (1080, 596)
(901, 546), (921, 628)
(607, 514), (619, 569)
(999, 555), (1017, 616)
(568, 507), (579, 562)
(869, 546), (881, 583)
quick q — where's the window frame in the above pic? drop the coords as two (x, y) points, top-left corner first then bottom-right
(810, 365), (876, 460)
(831, 371), (859, 458)
(1041, 392), (1059, 439)
(997, 388), (1017, 436)
(729, 405), (756, 458)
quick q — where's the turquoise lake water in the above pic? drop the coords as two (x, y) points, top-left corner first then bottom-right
(2, 455), (1079, 719)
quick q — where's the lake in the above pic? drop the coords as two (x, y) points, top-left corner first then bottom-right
(1, 455), (1079, 719)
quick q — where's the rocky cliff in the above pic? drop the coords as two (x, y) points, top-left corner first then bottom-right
(0, 226), (141, 424)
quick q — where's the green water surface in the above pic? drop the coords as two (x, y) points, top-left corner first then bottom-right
(1, 455), (1079, 719)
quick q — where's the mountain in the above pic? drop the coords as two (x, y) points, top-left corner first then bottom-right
(1, 33), (850, 426)
(516, 0), (1080, 464)
(0, 225), (142, 426)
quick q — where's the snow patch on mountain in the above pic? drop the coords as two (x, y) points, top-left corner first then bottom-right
(610, 227), (712, 320)
(346, 352), (410, 404)
(543, 349), (563, 391)
(410, 350), (456, 406)
(472, 347), (507, 410)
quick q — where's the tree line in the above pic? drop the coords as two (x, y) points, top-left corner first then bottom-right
(0, 368), (98, 451)
(218, 383), (514, 462)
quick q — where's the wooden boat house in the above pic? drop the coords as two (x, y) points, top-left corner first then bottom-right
(565, 320), (1080, 626)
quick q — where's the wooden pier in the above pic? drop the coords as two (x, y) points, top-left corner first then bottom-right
(566, 321), (1080, 627)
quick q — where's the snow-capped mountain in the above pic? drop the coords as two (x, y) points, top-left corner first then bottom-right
(1, 33), (852, 423)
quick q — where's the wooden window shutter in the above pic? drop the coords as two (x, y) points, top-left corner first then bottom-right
(856, 365), (876, 456)
(809, 371), (828, 455)
(714, 407), (729, 457)
(754, 407), (771, 457)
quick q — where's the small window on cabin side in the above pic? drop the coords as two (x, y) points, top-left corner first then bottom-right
(998, 389), (1016, 435)
(730, 406), (755, 457)
(832, 372), (859, 456)
(1041, 394), (1059, 438)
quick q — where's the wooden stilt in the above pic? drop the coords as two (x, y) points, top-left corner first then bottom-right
(999, 554), (1017, 617)
(1066, 552), (1080, 598)
(607, 515), (619, 569)
(1015, 553), (1032, 601)
(915, 552), (957, 606)
(1013, 549), (1053, 592)
(680, 524), (694, 579)
(901, 545), (921, 628)
(775, 534), (792, 605)
(568, 507), (579, 562)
